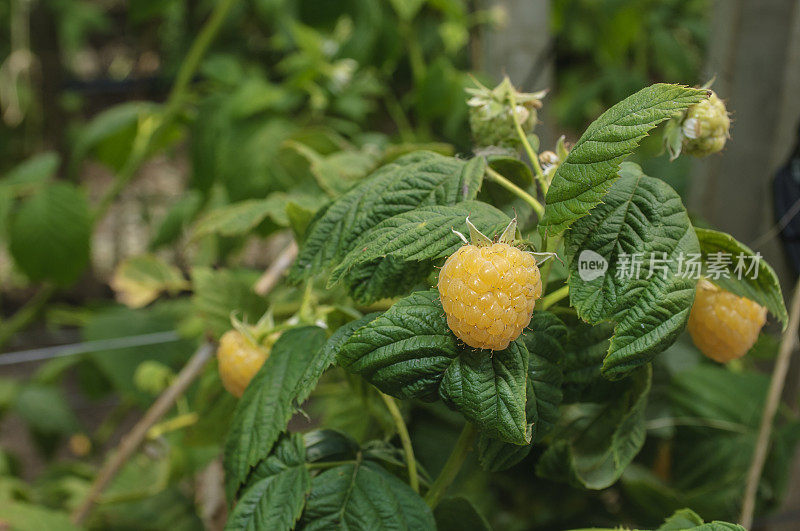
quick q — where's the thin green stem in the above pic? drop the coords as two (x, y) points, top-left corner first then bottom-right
(424, 422), (477, 508)
(380, 392), (419, 492)
(93, 0), (239, 222)
(540, 284), (569, 310)
(485, 166), (544, 218)
(508, 89), (547, 195)
(0, 283), (56, 349)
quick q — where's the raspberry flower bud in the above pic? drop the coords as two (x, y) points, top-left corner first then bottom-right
(539, 135), (570, 184)
(466, 77), (546, 149)
(437, 218), (553, 350)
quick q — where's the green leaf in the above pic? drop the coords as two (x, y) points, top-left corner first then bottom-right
(0, 151), (59, 193)
(191, 268), (269, 339)
(9, 183), (91, 285)
(337, 291), (459, 401)
(226, 434), (310, 531)
(149, 191), (204, 249)
(290, 151), (482, 282)
(695, 227), (787, 327)
(286, 141), (380, 196)
(487, 155), (533, 185)
(440, 339), (530, 445)
(302, 460), (435, 530)
(477, 312), (567, 471)
(536, 366), (651, 489)
(224, 327), (327, 499)
(329, 201), (509, 287)
(565, 164), (700, 378)
(523, 311), (567, 441)
(82, 304), (195, 404)
(541, 84), (707, 235)
(561, 321), (616, 404)
(476, 436), (532, 473)
(0, 501), (79, 531)
(194, 193), (327, 240)
(338, 290), (529, 441)
(434, 497), (491, 531)
(110, 254), (188, 308)
(14, 384), (80, 435)
(656, 508), (745, 531)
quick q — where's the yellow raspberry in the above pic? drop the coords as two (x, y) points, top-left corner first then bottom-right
(217, 329), (270, 398)
(687, 279), (766, 363)
(437, 219), (543, 350)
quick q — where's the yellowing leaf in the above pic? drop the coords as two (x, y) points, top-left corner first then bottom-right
(110, 255), (187, 308)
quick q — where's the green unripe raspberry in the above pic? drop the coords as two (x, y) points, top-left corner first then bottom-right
(681, 91), (730, 157)
(466, 77), (544, 149)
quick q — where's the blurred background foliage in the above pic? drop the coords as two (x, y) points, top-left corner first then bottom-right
(8, 1), (796, 530)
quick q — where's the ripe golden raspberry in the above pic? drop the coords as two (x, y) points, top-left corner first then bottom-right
(438, 219), (543, 350)
(687, 279), (766, 363)
(217, 329), (270, 398)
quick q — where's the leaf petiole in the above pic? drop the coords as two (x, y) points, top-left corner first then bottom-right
(485, 166), (544, 218)
(380, 392), (419, 493)
(424, 422), (478, 508)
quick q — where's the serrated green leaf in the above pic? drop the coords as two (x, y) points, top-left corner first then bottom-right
(541, 84), (707, 235)
(9, 183), (91, 286)
(110, 254), (188, 308)
(339, 255), (433, 305)
(477, 312), (567, 471)
(290, 151), (482, 282)
(565, 164), (700, 378)
(338, 290), (529, 441)
(337, 291), (459, 400)
(224, 327), (326, 499)
(561, 321), (616, 404)
(329, 201), (509, 287)
(695, 227), (787, 327)
(302, 460), (435, 530)
(537, 366), (651, 490)
(287, 141), (380, 196)
(440, 339), (530, 445)
(193, 193), (324, 240)
(226, 434), (310, 531)
(523, 312), (567, 441)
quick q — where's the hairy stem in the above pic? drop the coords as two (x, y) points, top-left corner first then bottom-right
(740, 277), (800, 528)
(424, 422), (478, 508)
(485, 166), (544, 218)
(380, 392), (419, 492)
